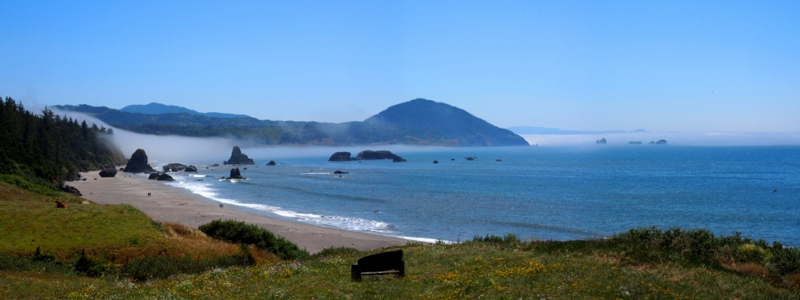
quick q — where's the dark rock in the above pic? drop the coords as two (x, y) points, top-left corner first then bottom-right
(185, 165), (198, 172)
(148, 172), (159, 180)
(629, 141), (642, 144)
(465, 157), (476, 161)
(356, 150), (401, 160)
(451, 158), (455, 161)
(333, 170), (349, 174)
(227, 168), (244, 179)
(596, 138), (607, 144)
(433, 160), (438, 164)
(99, 167), (117, 178)
(495, 159), (502, 162)
(162, 163), (188, 172)
(328, 152), (353, 161)
(656, 139), (667, 144)
(60, 185), (82, 196)
(119, 167), (124, 171)
(123, 149), (156, 173)
(266, 160), (277, 166)
(392, 156), (407, 162)
(157, 173), (175, 181)
(223, 146), (255, 165)
(211, 164), (220, 167)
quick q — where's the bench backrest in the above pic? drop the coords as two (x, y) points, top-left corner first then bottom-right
(357, 249), (403, 272)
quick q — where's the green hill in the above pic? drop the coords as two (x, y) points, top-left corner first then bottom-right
(55, 99), (530, 147)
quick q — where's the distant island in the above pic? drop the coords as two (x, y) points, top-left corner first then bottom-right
(55, 99), (528, 147)
(509, 126), (648, 135)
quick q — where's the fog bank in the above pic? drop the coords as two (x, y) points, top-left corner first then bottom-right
(521, 131), (800, 147)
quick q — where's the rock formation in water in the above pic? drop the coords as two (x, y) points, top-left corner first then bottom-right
(328, 152), (353, 161)
(162, 163), (188, 172)
(266, 160), (276, 166)
(656, 139), (667, 144)
(223, 146), (255, 165)
(185, 165), (198, 172)
(123, 149), (155, 173)
(596, 138), (607, 144)
(227, 168), (244, 179)
(148, 172), (159, 180)
(629, 141), (642, 144)
(156, 173), (175, 181)
(355, 150), (405, 162)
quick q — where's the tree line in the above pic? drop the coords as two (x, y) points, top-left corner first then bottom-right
(0, 96), (126, 186)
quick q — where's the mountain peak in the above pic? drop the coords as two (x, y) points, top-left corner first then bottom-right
(365, 98), (528, 146)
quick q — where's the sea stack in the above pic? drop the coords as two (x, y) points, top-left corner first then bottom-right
(123, 149), (155, 173)
(596, 138), (607, 144)
(223, 146), (255, 165)
(227, 168), (244, 179)
(328, 152), (353, 161)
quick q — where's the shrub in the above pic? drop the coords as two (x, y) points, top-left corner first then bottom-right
(312, 247), (359, 259)
(199, 220), (309, 260)
(472, 234), (520, 244)
(735, 244), (767, 264)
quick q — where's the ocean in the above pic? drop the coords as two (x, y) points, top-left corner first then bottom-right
(158, 146), (800, 246)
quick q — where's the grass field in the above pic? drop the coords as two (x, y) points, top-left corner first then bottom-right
(1, 181), (799, 299)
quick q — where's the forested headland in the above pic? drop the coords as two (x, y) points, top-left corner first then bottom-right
(0, 96), (126, 188)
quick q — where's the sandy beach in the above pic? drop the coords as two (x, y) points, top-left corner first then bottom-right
(69, 170), (409, 254)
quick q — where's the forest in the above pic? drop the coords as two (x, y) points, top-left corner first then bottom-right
(0, 96), (126, 187)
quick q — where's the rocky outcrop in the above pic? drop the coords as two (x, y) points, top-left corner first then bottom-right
(227, 168), (244, 179)
(60, 185), (82, 196)
(328, 152), (352, 161)
(148, 172), (159, 180)
(266, 160), (276, 166)
(162, 163), (188, 172)
(333, 170), (349, 174)
(99, 167), (117, 178)
(185, 165), (198, 172)
(223, 146), (255, 165)
(123, 149), (155, 173)
(354, 150), (406, 162)
(157, 173), (175, 181)
(629, 141), (642, 144)
(656, 139), (667, 144)
(596, 138), (607, 144)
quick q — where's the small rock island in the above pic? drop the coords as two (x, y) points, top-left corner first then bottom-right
(328, 150), (406, 162)
(224, 146), (255, 165)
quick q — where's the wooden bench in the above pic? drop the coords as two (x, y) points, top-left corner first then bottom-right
(351, 249), (404, 281)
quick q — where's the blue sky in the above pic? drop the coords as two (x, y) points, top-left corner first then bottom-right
(1, 0), (798, 134)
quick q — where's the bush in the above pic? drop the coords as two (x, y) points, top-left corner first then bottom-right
(735, 244), (767, 264)
(472, 234), (520, 244)
(199, 220), (309, 260)
(312, 247), (359, 259)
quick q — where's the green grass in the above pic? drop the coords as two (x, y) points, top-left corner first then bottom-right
(0, 191), (161, 259)
(1, 181), (799, 299)
(2, 240), (798, 299)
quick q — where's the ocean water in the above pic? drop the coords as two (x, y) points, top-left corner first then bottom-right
(158, 146), (800, 246)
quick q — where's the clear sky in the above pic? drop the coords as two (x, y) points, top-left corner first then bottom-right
(1, 0), (798, 133)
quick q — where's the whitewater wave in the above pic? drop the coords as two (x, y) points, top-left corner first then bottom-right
(163, 178), (401, 235)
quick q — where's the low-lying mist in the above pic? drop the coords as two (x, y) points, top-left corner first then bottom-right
(521, 131), (800, 146)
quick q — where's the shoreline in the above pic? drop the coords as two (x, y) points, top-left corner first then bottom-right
(69, 170), (410, 254)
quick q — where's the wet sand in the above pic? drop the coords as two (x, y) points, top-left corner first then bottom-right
(69, 170), (409, 253)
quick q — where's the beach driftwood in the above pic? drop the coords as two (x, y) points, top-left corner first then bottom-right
(351, 249), (404, 281)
